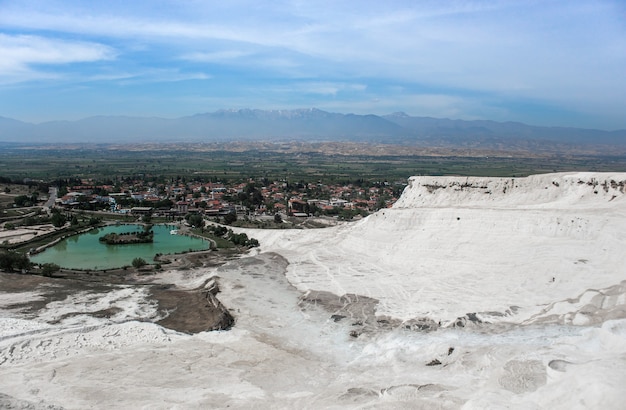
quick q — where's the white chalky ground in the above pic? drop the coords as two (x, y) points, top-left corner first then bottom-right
(1, 172), (625, 409)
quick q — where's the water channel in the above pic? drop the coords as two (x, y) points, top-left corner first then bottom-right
(31, 224), (209, 270)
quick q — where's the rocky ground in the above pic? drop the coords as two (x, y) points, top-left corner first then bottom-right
(0, 249), (238, 334)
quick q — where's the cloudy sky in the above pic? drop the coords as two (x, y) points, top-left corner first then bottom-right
(0, 0), (625, 129)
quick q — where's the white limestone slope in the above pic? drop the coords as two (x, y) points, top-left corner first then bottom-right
(254, 172), (626, 325)
(1, 172), (626, 409)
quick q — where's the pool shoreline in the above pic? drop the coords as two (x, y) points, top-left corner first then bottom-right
(30, 223), (210, 270)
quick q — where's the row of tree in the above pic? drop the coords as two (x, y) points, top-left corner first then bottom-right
(0, 251), (61, 276)
(205, 224), (259, 248)
(13, 193), (39, 207)
(0, 251), (30, 272)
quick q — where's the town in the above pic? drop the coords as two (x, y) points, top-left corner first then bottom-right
(0, 175), (404, 271)
(52, 176), (405, 223)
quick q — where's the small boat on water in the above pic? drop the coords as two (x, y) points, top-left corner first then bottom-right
(170, 229), (178, 235)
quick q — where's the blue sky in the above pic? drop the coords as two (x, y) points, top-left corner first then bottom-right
(0, 0), (625, 129)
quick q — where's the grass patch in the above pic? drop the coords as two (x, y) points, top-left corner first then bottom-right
(190, 229), (235, 249)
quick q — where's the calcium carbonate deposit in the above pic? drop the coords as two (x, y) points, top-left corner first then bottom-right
(1, 172), (625, 409)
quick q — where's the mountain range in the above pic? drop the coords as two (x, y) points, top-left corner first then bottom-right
(1, 109), (625, 150)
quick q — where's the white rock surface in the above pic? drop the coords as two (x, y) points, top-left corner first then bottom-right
(253, 172), (626, 324)
(1, 172), (625, 409)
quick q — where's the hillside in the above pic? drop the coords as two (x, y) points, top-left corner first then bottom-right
(254, 172), (626, 325)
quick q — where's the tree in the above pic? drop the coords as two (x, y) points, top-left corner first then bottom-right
(23, 217), (37, 226)
(153, 199), (173, 209)
(0, 251), (31, 272)
(14, 195), (32, 207)
(211, 225), (228, 236)
(375, 197), (387, 210)
(305, 203), (320, 216)
(41, 263), (61, 277)
(88, 217), (101, 226)
(223, 211), (237, 225)
(50, 211), (66, 228)
(187, 213), (204, 229)
(13, 253), (31, 271)
(230, 232), (248, 246)
(132, 257), (147, 269)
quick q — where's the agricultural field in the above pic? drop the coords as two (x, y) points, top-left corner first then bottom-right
(2, 142), (625, 184)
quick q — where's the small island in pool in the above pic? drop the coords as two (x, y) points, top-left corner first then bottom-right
(99, 228), (154, 245)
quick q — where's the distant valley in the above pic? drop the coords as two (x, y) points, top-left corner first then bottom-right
(1, 109), (625, 153)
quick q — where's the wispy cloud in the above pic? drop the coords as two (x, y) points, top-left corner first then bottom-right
(246, 81), (368, 99)
(181, 50), (252, 63)
(0, 34), (115, 82)
(115, 69), (212, 84)
(84, 70), (211, 84)
(0, 0), (624, 128)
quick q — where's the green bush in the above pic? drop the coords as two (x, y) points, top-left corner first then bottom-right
(41, 263), (61, 277)
(132, 257), (147, 268)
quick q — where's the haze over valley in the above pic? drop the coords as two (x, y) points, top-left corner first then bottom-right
(1, 110), (626, 153)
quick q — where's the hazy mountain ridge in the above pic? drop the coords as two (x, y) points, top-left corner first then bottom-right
(383, 112), (626, 146)
(0, 110), (624, 149)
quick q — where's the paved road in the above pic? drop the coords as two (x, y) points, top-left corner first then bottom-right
(44, 187), (57, 209)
